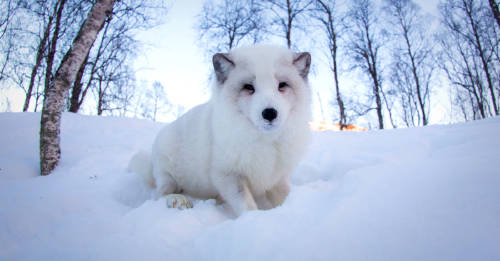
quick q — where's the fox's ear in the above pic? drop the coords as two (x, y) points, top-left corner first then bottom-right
(213, 53), (235, 84)
(293, 52), (311, 79)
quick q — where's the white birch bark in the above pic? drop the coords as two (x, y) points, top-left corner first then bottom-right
(40, 0), (117, 175)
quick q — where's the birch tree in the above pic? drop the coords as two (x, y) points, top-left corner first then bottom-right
(0, 0), (21, 82)
(23, 0), (69, 112)
(10, 0), (93, 112)
(40, 0), (117, 175)
(258, 0), (313, 49)
(68, 0), (167, 113)
(385, 0), (435, 126)
(311, 0), (347, 127)
(346, 0), (387, 129)
(439, 0), (499, 119)
(489, 0), (500, 28)
(148, 81), (167, 121)
(197, 0), (263, 53)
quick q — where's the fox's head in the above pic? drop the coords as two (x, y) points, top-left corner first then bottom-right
(212, 45), (311, 134)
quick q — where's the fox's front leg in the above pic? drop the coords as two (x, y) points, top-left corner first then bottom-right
(266, 176), (290, 207)
(213, 173), (257, 216)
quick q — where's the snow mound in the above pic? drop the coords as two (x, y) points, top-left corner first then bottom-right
(1, 112), (499, 260)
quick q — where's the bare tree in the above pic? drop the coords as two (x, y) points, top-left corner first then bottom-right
(258, 0), (313, 49)
(148, 81), (166, 121)
(489, 0), (500, 28)
(22, 1), (67, 112)
(385, 0), (435, 126)
(2, 1), (92, 113)
(0, 0), (20, 82)
(391, 53), (422, 126)
(462, 0), (498, 116)
(0, 32), (14, 83)
(44, 0), (69, 98)
(197, 0), (263, 53)
(439, 0), (499, 120)
(68, 18), (112, 113)
(134, 80), (184, 122)
(69, 17), (113, 113)
(136, 81), (160, 121)
(439, 33), (488, 119)
(0, 0), (18, 39)
(68, 51), (91, 112)
(94, 43), (137, 116)
(40, 0), (118, 175)
(3, 0), (163, 115)
(346, 0), (386, 129)
(14, 0), (92, 112)
(23, 13), (53, 111)
(68, 0), (168, 113)
(311, 0), (347, 128)
(110, 68), (137, 117)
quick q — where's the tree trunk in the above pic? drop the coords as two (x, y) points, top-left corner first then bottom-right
(315, 91), (326, 121)
(23, 32), (50, 111)
(97, 76), (104, 116)
(23, 9), (56, 112)
(334, 59), (346, 127)
(315, 0), (346, 127)
(373, 78), (384, 129)
(40, 0), (116, 175)
(403, 27), (428, 125)
(68, 52), (89, 112)
(69, 18), (111, 113)
(381, 87), (396, 128)
(367, 35), (384, 129)
(331, 35), (346, 127)
(286, 0), (292, 48)
(459, 41), (486, 118)
(44, 0), (67, 97)
(489, 0), (500, 29)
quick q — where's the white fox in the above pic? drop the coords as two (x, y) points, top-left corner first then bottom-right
(128, 45), (312, 216)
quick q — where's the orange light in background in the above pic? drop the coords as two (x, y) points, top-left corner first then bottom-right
(309, 121), (368, 132)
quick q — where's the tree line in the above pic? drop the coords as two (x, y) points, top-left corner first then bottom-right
(197, 0), (500, 129)
(1, 0), (497, 126)
(0, 0), (169, 119)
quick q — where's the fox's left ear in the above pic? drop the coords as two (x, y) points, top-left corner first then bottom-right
(213, 53), (235, 84)
(293, 52), (311, 79)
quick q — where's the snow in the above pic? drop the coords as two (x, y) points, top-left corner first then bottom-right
(1, 112), (499, 261)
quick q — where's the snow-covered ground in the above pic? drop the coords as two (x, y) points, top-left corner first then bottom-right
(1, 112), (499, 261)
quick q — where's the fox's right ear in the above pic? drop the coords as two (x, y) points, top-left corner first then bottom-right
(293, 52), (311, 79)
(213, 53), (234, 84)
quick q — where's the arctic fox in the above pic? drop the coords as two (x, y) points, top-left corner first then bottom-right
(128, 45), (312, 216)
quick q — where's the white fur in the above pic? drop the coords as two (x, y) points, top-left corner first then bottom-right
(128, 45), (311, 216)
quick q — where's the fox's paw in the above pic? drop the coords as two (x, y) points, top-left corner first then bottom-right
(165, 194), (193, 209)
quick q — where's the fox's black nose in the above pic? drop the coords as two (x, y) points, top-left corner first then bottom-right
(262, 108), (278, 122)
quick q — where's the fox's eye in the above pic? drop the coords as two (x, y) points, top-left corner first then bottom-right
(242, 84), (255, 94)
(278, 82), (288, 92)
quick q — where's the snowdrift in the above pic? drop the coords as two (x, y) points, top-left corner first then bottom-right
(1, 112), (499, 260)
